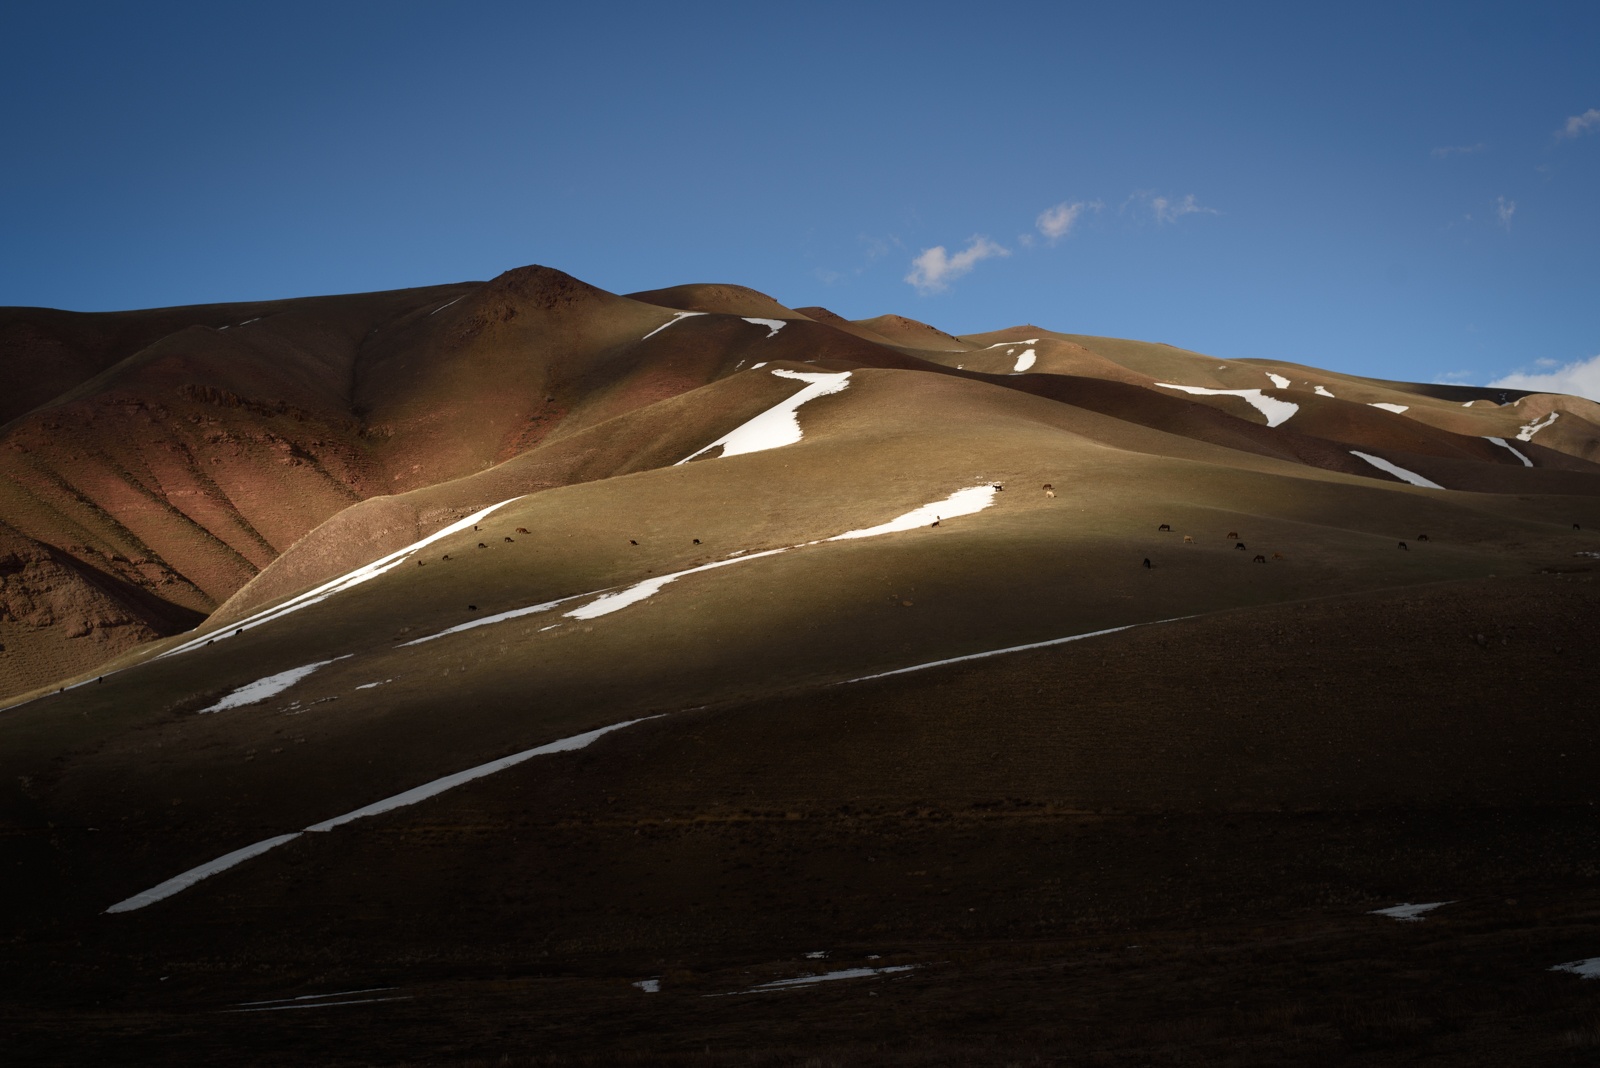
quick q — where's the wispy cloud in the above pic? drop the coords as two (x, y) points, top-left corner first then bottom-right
(1431, 143), (1487, 158)
(905, 236), (1010, 294)
(1433, 370), (1476, 384)
(1126, 191), (1220, 225)
(1035, 200), (1102, 243)
(1558, 108), (1600, 138)
(1496, 196), (1516, 230)
(1489, 353), (1600, 402)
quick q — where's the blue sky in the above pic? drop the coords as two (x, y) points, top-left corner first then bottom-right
(2, 1), (1597, 396)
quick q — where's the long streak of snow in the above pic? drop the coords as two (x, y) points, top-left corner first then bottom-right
(1551, 958), (1600, 979)
(841, 621), (1188, 684)
(400, 594), (598, 646)
(566, 550), (789, 620)
(105, 833), (305, 913)
(829, 486), (997, 541)
(985, 339), (1038, 348)
(741, 317), (786, 338)
(1484, 436), (1533, 467)
(745, 965), (917, 991)
(1370, 901), (1453, 922)
(1267, 373), (1291, 389)
(105, 718), (658, 913)
(675, 369), (850, 465)
(1154, 383), (1299, 427)
(200, 656), (351, 713)
(228, 997), (413, 1012)
(1516, 411), (1558, 442)
(1369, 402), (1411, 414)
(429, 295), (465, 316)
(634, 979), (661, 993)
(1350, 451), (1443, 489)
(156, 499), (523, 659)
(1314, 385), (1336, 398)
(641, 311), (705, 340)
(566, 485), (1000, 622)
(1013, 348), (1037, 373)
(237, 988), (396, 1007)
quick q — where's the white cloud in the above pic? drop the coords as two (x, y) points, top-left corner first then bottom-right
(1496, 196), (1516, 230)
(1558, 108), (1600, 138)
(1127, 191), (1220, 224)
(904, 236), (1009, 294)
(1432, 143), (1487, 158)
(1489, 354), (1600, 402)
(1036, 200), (1101, 242)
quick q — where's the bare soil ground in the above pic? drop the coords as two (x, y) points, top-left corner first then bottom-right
(4, 574), (1598, 1066)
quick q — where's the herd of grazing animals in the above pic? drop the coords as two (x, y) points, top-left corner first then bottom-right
(1141, 522), (1444, 569)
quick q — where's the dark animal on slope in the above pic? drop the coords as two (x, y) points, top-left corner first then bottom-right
(516, 527), (530, 534)
(1398, 541), (1408, 550)
(1235, 542), (1247, 550)
(630, 540), (638, 545)
(1158, 523), (1172, 532)
(477, 543), (487, 549)
(1142, 558), (1152, 569)
(1418, 533), (1430, 541)
(693, 538), (701, 545)
(1227, 531), (1239, 540)
(1253, 555), (1266, 563)
(504, 537), (514, 543)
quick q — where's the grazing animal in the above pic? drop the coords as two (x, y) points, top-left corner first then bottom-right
(504, 537), (514, 543)
(442, 554), (450, 560)
(516, 527), (529, 534)
(467, 605), (477, 611)
(992, 483), (1004, 491)
(1227, 531), (1239, 540)
(1042, 482), (1053, 491)
(1183, 535), (1194, 543)
(693, 538), (701, 544)
(1253, 554), (1266, 563)
(1575, 523), (1582, 530)
(931, 518), (941, 527)
(477, 542), (487, 548)
(1272, 552), (1285, 560)
(630, 539), (638, 545)
(473, 525), (479, 532)
(1158, 523), (1172, 532)
(1142, 558), (1152, 569)
(417, 560), (425, 566)
(1398, 541), (1408, 550)
(1235, 542), (1247, 550)
(1045, 488), (1055, 498)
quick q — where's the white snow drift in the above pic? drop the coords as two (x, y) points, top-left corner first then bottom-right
(676, 369), (851, 464)
(199, 656), (351, 713)
(1154, 383), (1299, 428)
(1350, 451), (1443, 489)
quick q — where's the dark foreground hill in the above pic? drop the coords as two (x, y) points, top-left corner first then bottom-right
(3, 265), (1600, 1065)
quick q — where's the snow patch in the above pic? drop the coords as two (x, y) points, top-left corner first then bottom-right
(1266, 373), (1290, 389)
(1350, 451), (1444, 489)
(158, 499), (523, 659)
(634, 979), (661, 993)
(400, 594), (596, 646)
(200, 656), (351, 713)
(105, 717), (661, 913)
(1314, 385), (1336, 398)
(742, 965), (917, 992)
(676, 369), (850, 464)
(1484, 436), (1533, 467)
(429, 295), (464, 316)
(566, 550), (789, 620)
(1154, 383), (1299, 427)
(986, 339), (1038, 348)
(354, 679), (393, 691)
(105, 834), (305, 913)
(829, 485), (997, 541)
(1013, 348), (1036, 373)
(741, 317), (786, 338)
(1370, 901), (1453, 922)
(1551, 958), (1600, 979)
(842, 621), (1184, 684)
(1369, 402), (1411, 414)
(641, 311), (705, 340)
(1517, 411), (1558, 442)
